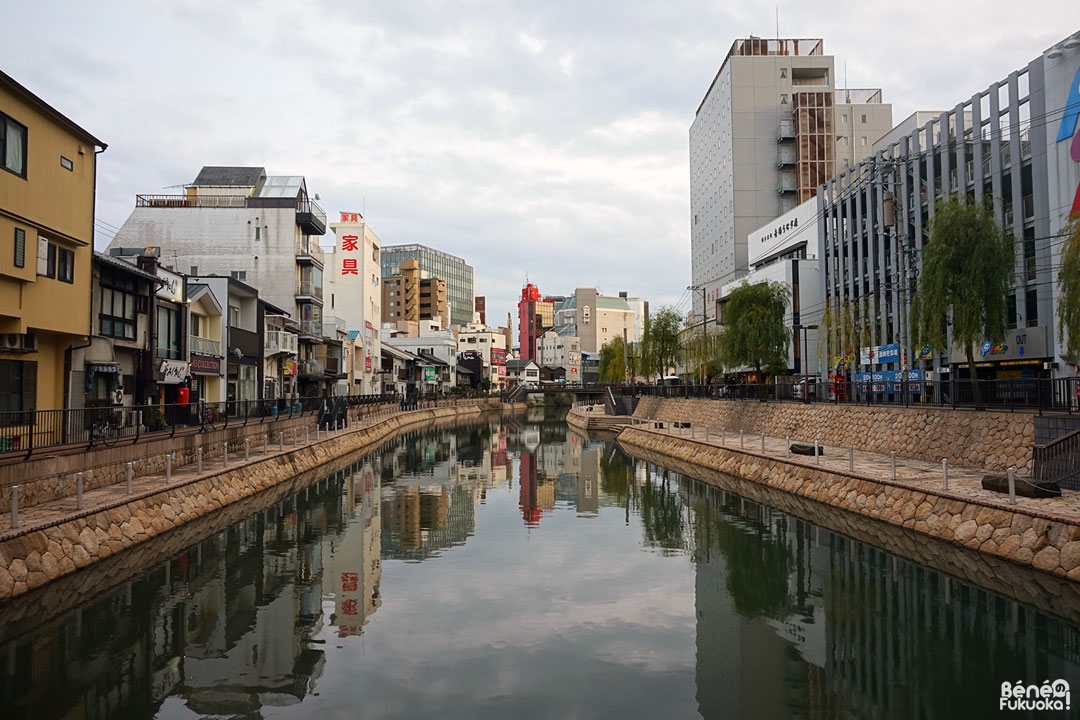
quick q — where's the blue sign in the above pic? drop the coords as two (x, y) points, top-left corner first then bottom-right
(877, 343), (900, 363)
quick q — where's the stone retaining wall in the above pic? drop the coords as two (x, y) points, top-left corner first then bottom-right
(0, 401), (501, 600)
(634, 397), (1035, 473)
(617, 428), (1080, 582)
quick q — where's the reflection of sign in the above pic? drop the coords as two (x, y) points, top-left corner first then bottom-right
(190, 353), (222, 375)
(423, 367), (436, 382)
(158, 359), (189, 384)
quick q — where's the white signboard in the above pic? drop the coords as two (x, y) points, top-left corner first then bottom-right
(156, 267), (184, 302)
(748, 197), (818, 266)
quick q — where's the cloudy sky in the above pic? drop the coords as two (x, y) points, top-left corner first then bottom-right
(3, 2), (1075, 323)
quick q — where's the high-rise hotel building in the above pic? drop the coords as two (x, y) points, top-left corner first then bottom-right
(689, 38), (891, 320)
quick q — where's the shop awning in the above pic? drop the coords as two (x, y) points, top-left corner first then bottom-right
(85, 363), (120, 392)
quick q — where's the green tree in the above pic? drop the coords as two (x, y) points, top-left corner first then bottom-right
(1057, 219), (1080, 363)
(597, 336), (627, 383)
(718, 280), (791, 382)
(911, 196), (1014, 409)
(821, 297), (873, 373)
(641, 306), (683, 378)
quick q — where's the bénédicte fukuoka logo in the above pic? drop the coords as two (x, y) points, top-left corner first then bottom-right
(1000, 680), (1070, 711)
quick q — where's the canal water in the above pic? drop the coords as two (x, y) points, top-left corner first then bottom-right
(2, 416), (1079, 718)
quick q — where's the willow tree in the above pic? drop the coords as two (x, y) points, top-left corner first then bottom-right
(718, 280), (791, 383)
(821, 297), (874, 373)
(911, 196), (1014, 409)
(641, 306), (683, 379)
(1057, 219), (1080, 363)
(597, 336), (628, 383)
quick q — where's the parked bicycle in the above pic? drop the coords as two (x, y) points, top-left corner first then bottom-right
(89, 415), (119, 447)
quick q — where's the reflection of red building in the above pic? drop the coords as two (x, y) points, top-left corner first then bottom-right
(519, 451), (542, 526)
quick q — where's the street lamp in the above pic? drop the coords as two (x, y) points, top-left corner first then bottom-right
(792, 323), (818, 403)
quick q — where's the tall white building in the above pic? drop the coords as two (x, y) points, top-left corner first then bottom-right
(689, 38), (891, 320)
(325, 212), (383, 396)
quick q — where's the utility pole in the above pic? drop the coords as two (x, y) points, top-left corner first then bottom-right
(688, 284), (707, 385)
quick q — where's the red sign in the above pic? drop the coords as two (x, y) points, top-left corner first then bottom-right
(341, 234), (359, 251)
(365, 349), (372, 373)
(340, 213), (360, 223)
(342, 258), (359, 275)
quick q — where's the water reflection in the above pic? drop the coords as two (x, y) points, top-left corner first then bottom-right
(0, 417), (1078, 719)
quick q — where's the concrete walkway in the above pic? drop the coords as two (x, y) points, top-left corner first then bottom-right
(621, 415), (1080, 526)
(0, 411), (394, 543)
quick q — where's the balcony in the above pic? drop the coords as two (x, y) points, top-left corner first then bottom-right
(777, 120), (796, 142)
(265, 330), (298, 356)
(295, 238), (324, 267)
(777, 146), (796, 168)
(777, 176), (798, 194)
(296, 197), (327, 235)
(300, 319), (323, 337)
(189, 334), (221, 356)
(298, 358), (325, 377)
(296, 280), (324, 301)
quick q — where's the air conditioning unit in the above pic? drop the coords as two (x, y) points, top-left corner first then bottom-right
(21, 332), (36, 352)
(2, 334), (21, 351)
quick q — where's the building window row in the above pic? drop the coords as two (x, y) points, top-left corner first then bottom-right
(37, 238), (74, 283)
(1, 112), (27, 177)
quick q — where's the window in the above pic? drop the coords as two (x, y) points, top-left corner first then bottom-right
(13, 228), (24, 268)
(780, 94), (788, 105)
(229, 305), (240, 327)
(254, 226), (261, 240)
(861, 113), (867, 124)
(841, 113), (848, 124)
(861, 136), (867, 146)
(780, 68), (788, 79)
(230, 270), (246, 281)
(1, 113), (27, 177)
(190, 266), (199, 276)
(0, 360), (36, 415)
(100, 286), (137, 340)
(156, 305), (182, 359)
(58, 247), (74, 283)
(60, 156), (73, 171)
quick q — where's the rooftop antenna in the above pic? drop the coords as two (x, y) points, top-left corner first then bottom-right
(845, 62), (850, 103)
(775, 6), (779, 43)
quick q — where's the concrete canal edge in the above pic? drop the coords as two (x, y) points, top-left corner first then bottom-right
(615, 426), (1080, 583)
(0, 401), (508, 600)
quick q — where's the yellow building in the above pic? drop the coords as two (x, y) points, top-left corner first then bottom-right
(0, 71), (106, 416)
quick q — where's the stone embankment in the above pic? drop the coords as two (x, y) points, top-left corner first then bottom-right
(634, 396), (1034, 472)
(615, 421), (1080, 582)
(0, 401), (505, 600)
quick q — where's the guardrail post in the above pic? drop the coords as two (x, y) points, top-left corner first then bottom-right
(292, 428), (297, 446)
(1008, 467), (1016, 504)
(279, 432), (284, 451)
(166, 453), (172, 483)
(10, 485), (18, 528)
(739, 430), (744, 449)
(197, 447), (203, 474)
(76, 472), (84, 509)
(891, 452), (896, 481)
(761, 433), (765, 452)
(721, 427), (725, 446)
(786, 435), (790, 456)
(942, 458), (948, 489)
(245, 438), (250, 461)
(223, 442), (228, 466)
(849, 446), (854, 472)
(306, 427), (310, 444)
(815, 441), (820, 464)
(262, 433), (268, 455)
(126, 462), (133, 494)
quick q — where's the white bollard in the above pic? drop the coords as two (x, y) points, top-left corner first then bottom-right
(126, 462), (133, 494)
(1008, 467), (1016, 505)
(263, 434), (268, 455)
(166, 453), (172, 483)
(891, 452), (896, 481)
(197, 447), (203, 474)
(245, 438), (250, 461)
(942, 458), (948, 489)
(761, 433), (765, 452)
(76, 472), (84, 509)
(279, 432), (285, 451)
(10, 485), (18, 529)
(786, 435), (790, 456)
(815, 441), (820, 465)
(317, 425), (321, 441)
(223, 442), (228, 466)
(721, 427), (725, 446)
(849, 446), (854, 472)
(306, 427), (310, 444)
(292, 428), (297, 446)
(740, 430), (744, 449)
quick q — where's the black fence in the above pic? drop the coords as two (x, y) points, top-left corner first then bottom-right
(0, 394), (399, 459)
(622, 377), (1080, 413)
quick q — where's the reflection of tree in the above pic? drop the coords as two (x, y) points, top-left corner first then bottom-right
(693, 496), (794, 621)
(639, 472), (686, 552)
(598, 445), (633, 506)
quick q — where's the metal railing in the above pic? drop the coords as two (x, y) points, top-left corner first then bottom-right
(0, 394), (400, 460)
(136, 194), (247, 209)
(297, 280), (323, 299)
(1033, 427), (1080, 489)
(620, 377), (1080, 414)
(294, 237), (324, 264)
